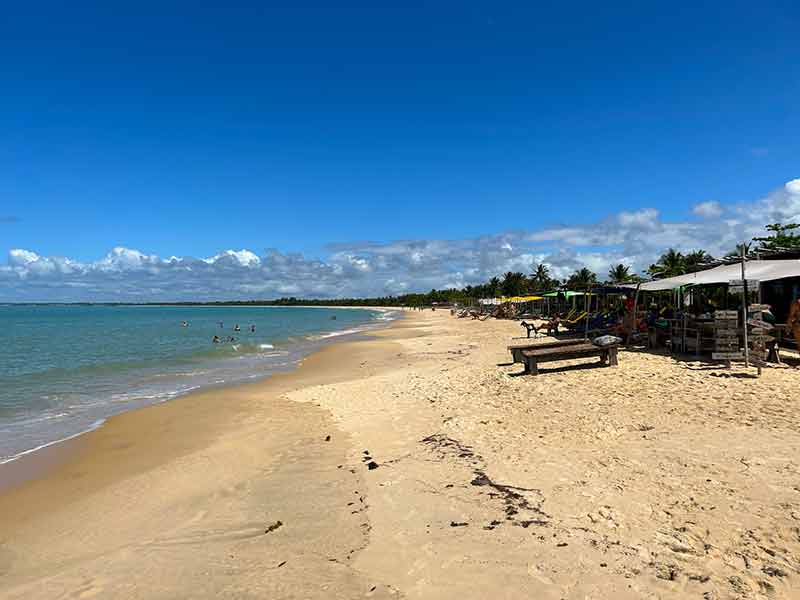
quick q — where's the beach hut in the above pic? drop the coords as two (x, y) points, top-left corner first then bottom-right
(632, 259), (800, 315)
(627, 258), (800, 355)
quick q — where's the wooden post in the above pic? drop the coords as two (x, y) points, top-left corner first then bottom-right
(630, 282), (641, 347)
(741, 244), (749, 369)
(584, 288), (590, 340)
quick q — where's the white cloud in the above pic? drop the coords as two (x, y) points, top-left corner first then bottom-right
(692, 201), (724, 219)
(8, 249), (40, 266)
(2, 178), (799, 301)
(96, 247), (161, 271)
(203, 249), (261, 267)
(737, 178), (800, 224)
(618, 208), (660, 228)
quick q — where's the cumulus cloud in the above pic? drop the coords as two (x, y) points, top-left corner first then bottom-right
(692, 201), (724, 219)
(2, 178), (799, 301)
(202, 249), (261, 267)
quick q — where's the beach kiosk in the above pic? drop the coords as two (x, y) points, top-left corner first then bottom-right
(630, 258), (800, 362)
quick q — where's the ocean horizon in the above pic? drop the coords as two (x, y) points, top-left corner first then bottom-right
(0, 304), (396, 464)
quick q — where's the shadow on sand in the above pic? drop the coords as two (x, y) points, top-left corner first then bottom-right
(507, 361), (609, 378)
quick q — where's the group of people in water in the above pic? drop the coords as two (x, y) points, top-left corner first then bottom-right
(211, 323), (256, 344)
(178, 320), (256, 344)
(215, 321), (256, 332)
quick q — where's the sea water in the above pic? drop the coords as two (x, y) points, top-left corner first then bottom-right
(0, 305), (394, 463)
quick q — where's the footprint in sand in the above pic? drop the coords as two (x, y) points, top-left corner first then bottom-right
(68, 576), (109, 599)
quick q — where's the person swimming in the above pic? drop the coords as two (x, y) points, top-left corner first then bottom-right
(234, 324), (241, 332)
(181, 320), (189, 327)
(212, 335), (221, 344)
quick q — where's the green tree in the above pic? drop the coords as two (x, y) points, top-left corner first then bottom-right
(607, 263), (634, 283)
(487, 277), (501, 297)
(566, 267), (598, 289)
(500, 271), (527, 297)
(682, 250), (714, 273)
(530, 263), (554, 292)
(724, 242), (752, 260)
(647, 248), (685, 279)
(753, 223), (800, 252)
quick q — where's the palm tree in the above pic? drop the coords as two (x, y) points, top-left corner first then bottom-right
(724, 242), (752, 260)
(682, 250), (714, 273)
(647, 248), (685, 279)
(608, 263), (633, 283)
(530, 263), (553, 292)
(567, 267), (597, 289)
(488, 277), (501, 297)
(500, 271), (527, 297)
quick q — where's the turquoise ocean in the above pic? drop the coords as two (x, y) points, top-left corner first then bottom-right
(0, 305), (395, 464)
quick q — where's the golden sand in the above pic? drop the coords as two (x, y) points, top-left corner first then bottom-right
(1, 311), (799, 598)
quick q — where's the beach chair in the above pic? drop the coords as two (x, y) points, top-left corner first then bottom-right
(520, 341), (619, 375)
(479, 307), (500, 321)
(520, 320), (540, 338)
(561, 311), (588, 331)
(584, 312), (617, 337)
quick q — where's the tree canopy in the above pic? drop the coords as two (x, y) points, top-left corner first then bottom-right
(608, 264), (633, 283)
(753, 223), (800, 253)
(646, 248), (716, 279)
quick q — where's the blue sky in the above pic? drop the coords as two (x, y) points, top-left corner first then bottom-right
(1, 1), (799, 300)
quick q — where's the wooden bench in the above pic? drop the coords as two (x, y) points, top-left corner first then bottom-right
(520, 342), (619, 375)
(507, 338), (587, 364)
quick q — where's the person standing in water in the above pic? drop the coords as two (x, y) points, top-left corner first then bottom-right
(250, 324), (255, 333)
(234, 324), (241, 332)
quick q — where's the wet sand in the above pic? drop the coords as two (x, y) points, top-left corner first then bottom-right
(1, 311), (799, 599)
(0, 315), (420, 599)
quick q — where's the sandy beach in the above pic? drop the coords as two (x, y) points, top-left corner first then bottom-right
(1, 310), (799, 599)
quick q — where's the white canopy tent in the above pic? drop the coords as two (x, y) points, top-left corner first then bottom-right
(629, 259), (800, 292)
